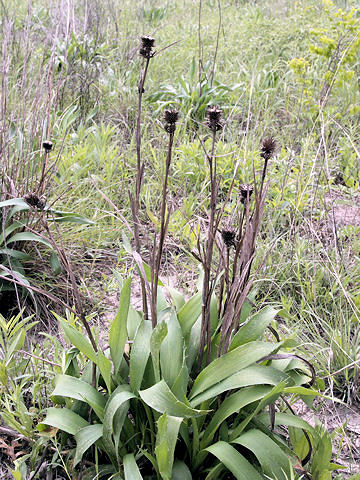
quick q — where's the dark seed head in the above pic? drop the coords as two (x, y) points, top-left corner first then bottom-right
(164, 109), (179, 134)
(239, 184), (254, 205)
(42, 140), (53, 152)
(260, 137), (276, 161)
(140, 36), (155, 58)
(164, 109), (179, 125)
(206, 105), (223, 132)
(221, 228), (236, 248)
(24, 193), (46, 210)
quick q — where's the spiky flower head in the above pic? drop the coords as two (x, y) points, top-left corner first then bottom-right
(221, 228), (236, 249)
(42, 140), (53, 152)
(24, 192), (46, 210)
(206, 105), (223, 133)
(239, 184), (254, 205)
(260, 137), (276, 161)
(140, 36), (155, 58)
(164, 109), (179, 134)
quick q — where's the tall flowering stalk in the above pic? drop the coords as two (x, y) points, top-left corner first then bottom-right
(150, 109), (179, 327)
(129, 36), (155, 320)
(198, 105), (223, 367)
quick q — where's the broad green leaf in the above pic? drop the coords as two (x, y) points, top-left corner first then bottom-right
(150, 321), (168, 383)
(0, 198), (29, 209)
(230, 383), (286, 440)
(233, 430), (291, 480)
(201, 385), (272, 447)
(190, 341), (281, 399)
(97, 351), (113, 394)
(155, 414), (182, 480)
(49, 209), (95, 225)
(191, 365), (288, 407)
(109, 277), (131, 374)
(39, 407), (88, 435)
(0, 248), (31, 260)
(230, 306), (279, 350)
(6, 329), (25, 365)
(186, 317), (201, 372)
(139, 380), (208, 418)
(51, 374), (106, 420)
(127, 306), (141, 341)
(165, 286), (185, 310)
(123, 453), (143, 480)
(160, 310), (184, 388)
(50, 252), (62, 275)
(74, 424), (103, 467)
(58, 317), (97, 363)
(6, 232), (53, 249)
(178, 292), (201, 337)
(257, 412), (317, 439)
(205, 442), (263, 480)
(172, 460), (192, 480)
(103, 386), (136, 468)
(130, 320), (152, 393)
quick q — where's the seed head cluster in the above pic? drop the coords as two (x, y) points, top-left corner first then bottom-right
(42, 140), (53, 152)
(239, 184), (254, 205)
(24, 193), (46, 210)
(164, 109), (179, 134)
(221, 228), (236, 249)
(260, 137), (276, 161)
(206, 105), (223, 133)
(140, 36), (155, 59)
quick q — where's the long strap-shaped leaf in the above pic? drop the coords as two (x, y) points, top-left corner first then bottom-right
(155, 414), (182, 480)
(123, 453), (144, 480)
(140, 380), (208, 418)
(190, 341), (281, 399)
(74, 424), (103, 467)
(109, 278), (131, 375)
(232, 429), (292, 480)
(205, 442), (264, 480)
(51, 374), (106, 420)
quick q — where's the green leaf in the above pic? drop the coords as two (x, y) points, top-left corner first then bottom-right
(103, 386), (136, 468)
(205, 442), (263, 480)
(155, 414), (182, 480)
(232, 430), (291, 480)
(139, 380), (208, 418)
(160, 310), (184, 388)
(52, 374), (106, 420)
(229, 306), (279, 350)
(97, 351), (113, 394)
(172, 460), (192, 480)
(50, 252), (62, 275)
(6, 328), (25, 365)
(190, 341), (281, 399)
(74, 424), (103, 467)
(123, 453), (143, 480)
(0, 198), (29, 209)
(191, 365), (288, 407)
(178, 292), (201, 337)
(201, 385), (272, 447)
(129, 320), (152, 393)
(58, 317), (97, 363)
(0, 248), (31, 260)
(150, 321), (168, 383)
(257, 412), (317, 439)
(127, 306), (142, 341)
(49, 209), (95, 225)
(165, 287), (185, 311)
(6, 232), (53, 249)
(39, 407), (88, 435)
(109, 277), (131, 374)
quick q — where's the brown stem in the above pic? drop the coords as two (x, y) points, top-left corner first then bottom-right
(132, 56), (151, 321)
(151, 132), (174, 327)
